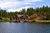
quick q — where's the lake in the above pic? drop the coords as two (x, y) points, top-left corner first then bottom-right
(0, 22), (50, 33)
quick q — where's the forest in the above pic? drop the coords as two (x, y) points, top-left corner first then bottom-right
(0, 6), (50, 22)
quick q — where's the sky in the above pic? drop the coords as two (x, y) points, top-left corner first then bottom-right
(0, 0), (50, 12)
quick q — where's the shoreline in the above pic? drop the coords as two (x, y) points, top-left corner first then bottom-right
(0, 20), (50, 23)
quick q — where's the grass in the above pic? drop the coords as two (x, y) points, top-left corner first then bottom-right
(0, 17), (16, 22)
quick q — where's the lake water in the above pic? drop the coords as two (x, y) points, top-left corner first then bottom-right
(0, 22), (50, 33)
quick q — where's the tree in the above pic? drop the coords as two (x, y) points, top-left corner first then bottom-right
(27, 8), (34, 16)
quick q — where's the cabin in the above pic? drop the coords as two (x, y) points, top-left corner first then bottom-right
(16, 14), (29, 21)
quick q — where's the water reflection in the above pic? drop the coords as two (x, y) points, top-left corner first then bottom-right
(0, 22), (50, 33)
(0, 22), (32, 33)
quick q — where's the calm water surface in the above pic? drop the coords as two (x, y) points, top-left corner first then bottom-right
(0, 22), (50, 33)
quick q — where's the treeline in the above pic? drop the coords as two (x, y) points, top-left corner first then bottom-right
(0, 6), (50, 20)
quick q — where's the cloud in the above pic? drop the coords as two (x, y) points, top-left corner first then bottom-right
(22, 0), (42, 2)
(7, 6), (32, 12)
(0, 0), (42, 12)
(0, 1), (20, 9)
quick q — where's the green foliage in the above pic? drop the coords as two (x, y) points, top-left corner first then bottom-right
(0, 5), (50, 21)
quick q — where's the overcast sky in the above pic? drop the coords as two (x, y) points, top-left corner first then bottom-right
(0, 0), (50, 12)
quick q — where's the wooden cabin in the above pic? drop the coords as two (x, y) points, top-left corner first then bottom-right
(16, 14), (29, 22)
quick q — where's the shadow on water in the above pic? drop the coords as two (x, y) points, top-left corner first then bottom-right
(0, 21), (50, 24)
